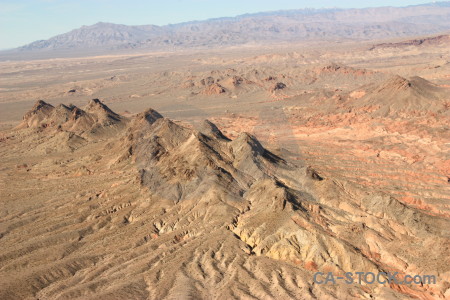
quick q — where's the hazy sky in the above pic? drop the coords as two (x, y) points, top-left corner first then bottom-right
(0, 0), (439, 49)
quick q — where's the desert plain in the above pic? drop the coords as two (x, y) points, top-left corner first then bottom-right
(0, 33), (450, 299)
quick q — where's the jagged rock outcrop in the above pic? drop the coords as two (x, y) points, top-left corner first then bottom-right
(18, 100), (55, 129)
(17, 98), (126, 136)
(270, 82), (287, 92)
(198, 119), (231, 141)
(112, 108), (450, 298)
(3, 103), (449, 299)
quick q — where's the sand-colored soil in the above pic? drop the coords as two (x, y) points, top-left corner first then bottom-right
(1, 40), (449, 299)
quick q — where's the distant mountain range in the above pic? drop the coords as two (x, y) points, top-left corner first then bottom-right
(10, 2), (450, 53)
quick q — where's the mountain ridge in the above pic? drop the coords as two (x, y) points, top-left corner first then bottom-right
(10, 2), (450, 54)
(1, 98), (449, 299)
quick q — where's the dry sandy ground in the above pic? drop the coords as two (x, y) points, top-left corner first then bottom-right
(0, 40), (449, 299)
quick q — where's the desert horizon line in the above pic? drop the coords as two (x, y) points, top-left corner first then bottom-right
(2, 0), (450, 51)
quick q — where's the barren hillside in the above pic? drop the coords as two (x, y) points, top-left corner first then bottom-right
(6, 2), (450, 55)
(1, 100), (449, 299)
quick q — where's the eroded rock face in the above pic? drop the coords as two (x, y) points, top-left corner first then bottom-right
(17, 98), (126, 137)
(198, 119), (231, 141)
(371, 34), (450, 50)
(117, 107), (449, 299)
(19, 100), (55, 128)
(1, 103), (449, 300)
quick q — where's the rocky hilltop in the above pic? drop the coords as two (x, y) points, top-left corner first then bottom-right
(344, 75), (450, 117)
(0, 99), (448, 299)
(17, 98), (125, 136)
